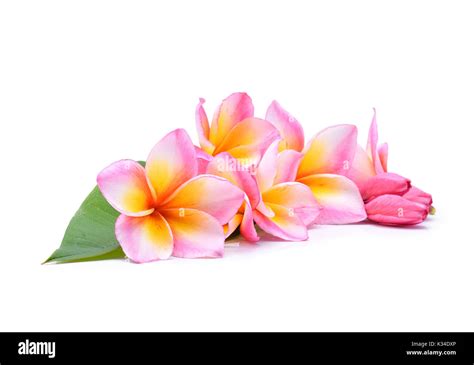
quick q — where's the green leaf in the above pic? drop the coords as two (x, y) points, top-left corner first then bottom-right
(44, 186), (125, 264)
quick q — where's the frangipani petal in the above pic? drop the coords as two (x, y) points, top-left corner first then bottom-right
(298, 174), (367, 224)
(256, 139), (280, 193)
(162, 208), (224, 258)
(366, 109), (385, 174)
(224, 213), (243, 238)
(206, 152), (260, 208)
(97, 159), (155, 217)
(297, 124), (357, 179)
(265, 100), (305, 152)
(240, 199), (259, 242)
(347, 145), (376, 189)
(378, 143), (388, 172)
(209, 92), (254, 147)
(214, 117), (280, 161)
(253, 203), (308, 241)
(160, 175), (244, 225)
(274, 149), (304, 185)
(262, 182), (320, 226)
(195, 98), (215, 155)
(195, 146), (213, 175)
(115, 212), (173, 263)
(146, 129), (197, 204)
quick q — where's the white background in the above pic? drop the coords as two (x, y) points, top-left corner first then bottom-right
(1, 0), (473, 331)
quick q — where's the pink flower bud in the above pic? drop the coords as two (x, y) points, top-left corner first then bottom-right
(365, 194), (429, 225)
(360, 172), (411, 202)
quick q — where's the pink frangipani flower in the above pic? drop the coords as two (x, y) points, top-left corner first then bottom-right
(348, 110), (433, 225)
(97, 129), (245, 263)
(195, 92), (280, 170)
(207, 140), (320, 241)
(265, 101), (367, 224)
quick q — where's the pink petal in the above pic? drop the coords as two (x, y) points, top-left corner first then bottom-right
(160, 175), (244, 225)
(240, 199), (259, 242)
(262, 182), (320, 226)
(346, 145), (377, 190)
(206, 152), (260, 209)
(209, 92), (254, 147)
(195, 98), (215, 155)
(297, 124), (358, 179)
(365, 194), (429, 225)
(253, 203), (309, 241)
(274, 149), (304, 185)
(214, 118), (280, 166)
(403, 186), (433, 207)
(378, 143), (388, 172)
(361, 172), (411, 202)
(162, 208), (224, 258)
(298, 173), (367, 224)
(146, 129), (197, 204)
(265, 100), (305, 152)
(366, 109), (385, 174)
(256, 200), (276, 218)
(195, 145), (213, 175)
(256, 139), (280, 193)
(115, 212), (173, 263)
(224, 213), (243, 238)
(97, 159), (155, 217)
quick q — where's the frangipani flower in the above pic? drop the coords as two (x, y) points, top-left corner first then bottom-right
(254, 141), (321, 240)
(97, 129), (244, 263)
(265, 101), (367, 224)
(348, 110), (433, 225)
(196, 92), (280, 169)
(208, 140), (320, 241)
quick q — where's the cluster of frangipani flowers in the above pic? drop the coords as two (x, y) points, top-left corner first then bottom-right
(97, 92), (433, 263)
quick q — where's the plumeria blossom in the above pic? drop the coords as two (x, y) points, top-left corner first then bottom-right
(97, 129), (244, 263)
(195, 92), (280, 171)
(348, 110), (433, 225)
(265, 101), (367, 224)
(207, 140), (320, 241)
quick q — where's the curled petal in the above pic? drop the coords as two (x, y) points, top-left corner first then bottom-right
(195, 98), (215, 155)
(378, 143), (388, 172)
(160, 175), (244, 225)
(253, 203), (308, 241)
(365, 194), (428, 225)
(97, 159), (155, 217)
(297, 124), (357, 179)
(206, 152), (260, 208)
(240, 199), (259, 242)
(162, 208), (224, 258)
(214, 117), (280, 160)
(403, 186), (433, 207)
(265, 100), (305, 152)
(115, 212), (173, 263)
(256, 139), (280, 193)
(224, 213), (243, 238)
(195, 146), (213, 175)
(274, 149), (304, 185)
(366, 109), (385, 174)
(361, 172), (411, 202)
(262, 182), (320, 226)
(146, 129), (197, 204)
(209, 92), (254, 147)
(298, 174), (367, 224)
